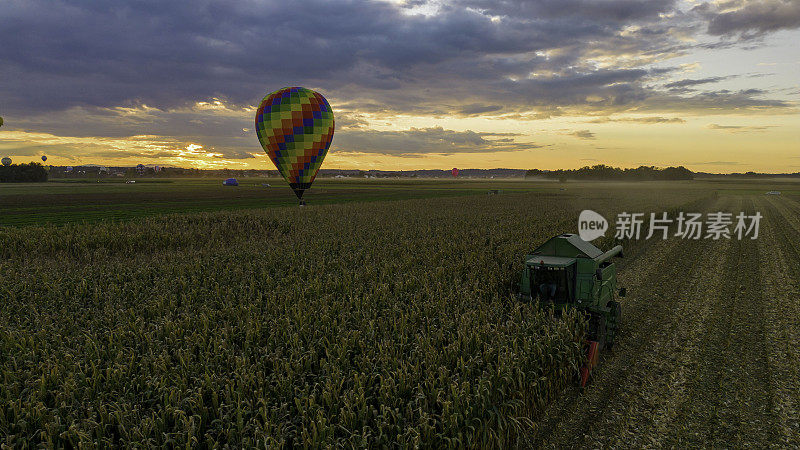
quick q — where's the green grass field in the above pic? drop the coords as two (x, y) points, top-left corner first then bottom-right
(0, 177), (549, 226)
(3, 177), (798, 227)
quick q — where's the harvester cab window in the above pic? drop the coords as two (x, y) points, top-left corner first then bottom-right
(533, 267), (570, 302)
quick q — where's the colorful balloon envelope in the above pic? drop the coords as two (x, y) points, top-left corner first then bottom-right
(255, 87), (334, 200)
(41, 155), (47, 162)
(452, 168), (459, 177)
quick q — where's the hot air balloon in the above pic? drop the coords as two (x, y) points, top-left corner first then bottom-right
(1, 157), (11, 166)
(255, 87), (334, 204)
(41, 155), (47, 162)
(0, 117), (4, 128)
(452, 168), (459, 178)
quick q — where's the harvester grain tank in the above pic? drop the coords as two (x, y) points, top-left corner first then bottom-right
(517, 233), (626, 385)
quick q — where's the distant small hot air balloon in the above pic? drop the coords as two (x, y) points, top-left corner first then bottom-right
(452, 168), (459, 178)
(41, 155), (47, 162)
(136, 164), (145, 175)
(1, 157), (11, 166)
(255, 87), (334, 204)
(0, 117), (4, 128)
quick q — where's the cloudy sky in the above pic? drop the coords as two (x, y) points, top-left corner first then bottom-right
(0, 0), (798, 172)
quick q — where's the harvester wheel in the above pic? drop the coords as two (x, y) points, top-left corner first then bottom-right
(588, 314), (607, 351)
(605, 301), (622, 350)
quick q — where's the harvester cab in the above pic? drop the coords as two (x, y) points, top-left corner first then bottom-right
(518, 233), (625, 352)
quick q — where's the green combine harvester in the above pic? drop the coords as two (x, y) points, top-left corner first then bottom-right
(517, 233), (626, 385)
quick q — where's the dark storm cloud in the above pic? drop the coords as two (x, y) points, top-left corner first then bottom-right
(706, 123), (775, 132)
(690, 160), (742, 165)
(639, 89), (789, 113)
(0, 0), (732, 117)
(694, 0), (800, 36)
(738, 88), (767, 95)
(452, 0), (676, 23)
(335, 113), (370, 129)
(565, 130), (596, 140)
(332, 126), (540, 155)
(1, 0), (557, 113)
(664, 76), (729, 89)
(1, 0), (401, 112)
(0, 0), (794, 159)
(587, 116), (685, 124)
(9, 106), (252, 140)
(91, 150), (180, 159)
(458, 104), (504, 115)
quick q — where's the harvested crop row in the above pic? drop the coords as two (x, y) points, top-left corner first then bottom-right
(756, 196), (800, 445)
(532, 196), (729, 447)
(661, 197), (778, 447)
(534, 194), (794, 447)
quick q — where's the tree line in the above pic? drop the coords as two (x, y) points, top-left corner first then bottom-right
(526, 164), (694, 181)
(0, 163), (48, 182)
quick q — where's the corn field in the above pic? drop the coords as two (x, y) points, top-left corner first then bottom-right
(0, 186), (712, 447)
(4, 180), (794, 447)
